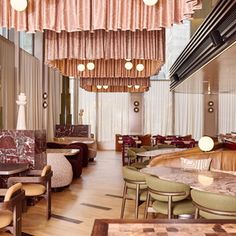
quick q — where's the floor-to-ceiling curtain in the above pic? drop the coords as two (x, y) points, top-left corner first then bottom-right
(19, 49), (43, 130)
(97, 93), (129, 149)
(174, 92), (203, 140)
(46, 67), (62, 141)
(218, 93), (236, 133)
(0, 36), (15, 129)
(144, 80), (173, 135)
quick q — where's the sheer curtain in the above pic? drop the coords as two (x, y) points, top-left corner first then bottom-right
(218, 93), (236, 133)
(174, 92), (203, 140)
(46, 67), (62, 141)
(97, 93), (129, 149)
(19, 49), (43, 130)
(144, 80), (173, 135)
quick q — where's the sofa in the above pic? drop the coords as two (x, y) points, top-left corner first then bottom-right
(149, 143), (236, 171)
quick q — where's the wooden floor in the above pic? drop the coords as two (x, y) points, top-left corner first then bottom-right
(1, 150), (145, 236)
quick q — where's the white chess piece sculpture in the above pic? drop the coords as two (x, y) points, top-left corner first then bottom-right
(16, 93), (27, 130)
(78, 109), (84, 125)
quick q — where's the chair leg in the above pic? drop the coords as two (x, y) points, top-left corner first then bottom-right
(47, 180), (52, 220)
(135, 184), (140, 219)
(194, 207), (199, 219)
(13, 202), (22, 236)
(144, 192), (151, 219)
(167, 196), (172, 219)
(120, 183), (127, 219)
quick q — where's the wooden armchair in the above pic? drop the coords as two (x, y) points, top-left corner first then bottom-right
(0, 183), (25, 236)
(8, 165), (53, 220)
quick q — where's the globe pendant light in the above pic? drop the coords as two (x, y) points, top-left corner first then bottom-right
(10, 0), (28, 11)
(143, 0), (158, 6)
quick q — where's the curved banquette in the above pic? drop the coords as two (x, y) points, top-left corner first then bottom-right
(149, 143), (236, 171)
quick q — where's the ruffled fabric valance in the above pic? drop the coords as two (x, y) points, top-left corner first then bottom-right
(47, 59), (163, 78)
(80, 77), (150, 93)
(45, 29), (165, 61)
(0, 0), (201, 32)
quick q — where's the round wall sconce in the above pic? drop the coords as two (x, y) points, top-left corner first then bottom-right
(96, 85), (102, 89)
(208, 101), (214, 106)
(10, 0), (28, 11)
(143, 0), (158, 6)
(77, 64), (85, 72)
(208, 107), (214, 113)
(43, 101), (48, 109)
(103, 85), (109, 89)
(134, 107), (139, 113)
(127, 85), (132, 88)
(125, 62), (133, 70)
(134, 101), (139, 106)
(86, 62), (95, 71)
(198, 136), (214, 152)
(136, 63), (144, 72)
(134, 85), (140, 89)
(43, 92), (48, 99)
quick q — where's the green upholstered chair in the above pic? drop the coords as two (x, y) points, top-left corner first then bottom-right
(131, 159), (150, 170)
(120, 166), (147, 219)
(191, 189), (236, 219)
(144, 175), (195, 219)
(141, 145), (159, 151)
(127, 147), (147, 165)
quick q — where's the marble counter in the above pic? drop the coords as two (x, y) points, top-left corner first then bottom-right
(141, 166), (236, 196)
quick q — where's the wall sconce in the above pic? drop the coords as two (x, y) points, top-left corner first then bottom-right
(208, 107), (214, 113)
(77, 64), (85, 72)
(136, 63), (144, 72)
(208, 101), (214, 106)
(125, 62), (133, 70)
(134, 107), (139, 113)
(96, 85), (102, 89)
(43, 92), (48, 99)
(43, 101), (48, 109)
(10, 0), (28, 11)
(134, 101), (139, 106)
(143, 0), (158, 6)
(134, 85), (140, 89)
(87, 62), (95, 71)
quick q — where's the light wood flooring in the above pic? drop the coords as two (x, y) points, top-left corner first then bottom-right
(1, 151), (145, 236)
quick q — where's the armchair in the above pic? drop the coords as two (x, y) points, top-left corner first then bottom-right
(8, 165), (53, 220)
(0, 183), (25, 236)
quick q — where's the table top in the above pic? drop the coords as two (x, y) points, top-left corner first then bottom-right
(141, 166), (236, 196)
(47, 149), (80, 156)
(136, 148), (186, 157)
(0, 163), (29, 175)
(92, 219), (236, 236)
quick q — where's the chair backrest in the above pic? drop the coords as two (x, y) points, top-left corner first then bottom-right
(41, 165), (52, 177)
(145, 175), (190, 202)
(191, 189), (236, 219)
(123, 166), (146, 183)
(4, 183), (23, 202)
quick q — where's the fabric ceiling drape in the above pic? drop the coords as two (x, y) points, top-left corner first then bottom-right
(19, 49), (43, 130)
(0, 36), (15, 129)
(0, 0), (202, 32)
(144, 80), (173, 135)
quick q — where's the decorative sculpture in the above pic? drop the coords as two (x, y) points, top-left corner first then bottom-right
(16, 92), (27, 130)
(78, 109), (84, 125)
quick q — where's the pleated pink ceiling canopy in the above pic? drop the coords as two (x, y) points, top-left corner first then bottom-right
(1, 0), (202, 92)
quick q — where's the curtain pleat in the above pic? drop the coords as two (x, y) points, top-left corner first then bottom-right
(44, 29), (165, 61)
(0, 0), (201, 32)
(144, 81), (173, 135)
(19, 49), (43, 130)
(0, 36), (15, 129)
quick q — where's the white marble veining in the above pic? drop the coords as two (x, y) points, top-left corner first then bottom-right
(141, 166), (236, 196)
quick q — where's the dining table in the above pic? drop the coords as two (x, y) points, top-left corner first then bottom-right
(141, 166), (236, 196)
(0, 163), (29, 175)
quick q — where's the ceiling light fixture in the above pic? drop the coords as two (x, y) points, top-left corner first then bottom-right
(136, 63), (144, 72)
(96, 85), (102, 89)
(134, 85), (140, 89)
(125, 58), (132, 61)
(77, 64), (85, 72)
(87, 62), (95, 71)
(10, 0), (28, 11)
(143, 0), (158, 6)
(127, 85), (132, 88)
(125, 62), (133, 70)
(103, 85), (109, 89)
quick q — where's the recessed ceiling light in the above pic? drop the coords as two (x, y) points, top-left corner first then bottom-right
(136, 63), (144, 72)
(125, 62), (133, 70)
(77, 64), (85, 72)
(10, 0), (28, 11)
(87, 62), (95, 71)
(143, 0), (158, 6)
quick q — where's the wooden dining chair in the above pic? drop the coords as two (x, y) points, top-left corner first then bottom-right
(120, 166), (147, 219)
(144, 175), (195, 219)
(0, 183), (25, 236)
(8, 165), (53, 220)
(191, 189), (236, 219)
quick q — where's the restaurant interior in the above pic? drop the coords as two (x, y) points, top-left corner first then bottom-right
(0, 0), (236, 235)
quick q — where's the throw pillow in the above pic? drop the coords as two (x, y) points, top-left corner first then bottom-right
(180, 158), (212, 170)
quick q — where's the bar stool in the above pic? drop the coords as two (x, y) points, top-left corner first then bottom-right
(120, 166), (147, 219)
